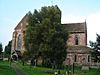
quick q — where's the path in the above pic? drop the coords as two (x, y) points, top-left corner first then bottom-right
(11, 63), (29, 75)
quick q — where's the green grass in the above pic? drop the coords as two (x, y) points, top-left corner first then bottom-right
(18, 63), (54, 75)
(17, 62), (66, 75)
(70, 66), (100, 75)
(0, 61), (17, 75)
(1, 60), (99, 75)
(17, 62), (100, 75)
(83, 68), (100, 75)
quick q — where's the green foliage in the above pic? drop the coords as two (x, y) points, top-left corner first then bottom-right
(89, 34), (100, 62)
(0, 43), (3, 54)
(24, 5), (68, 68)
(4, 40), (12, 54)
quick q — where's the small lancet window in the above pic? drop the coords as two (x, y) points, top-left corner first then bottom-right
(88, 55), (90, 62)
(75, 35), (78, 45)
(74, 55), (77, 62)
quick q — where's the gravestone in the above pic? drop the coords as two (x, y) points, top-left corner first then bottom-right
(81, 66), (89, 70)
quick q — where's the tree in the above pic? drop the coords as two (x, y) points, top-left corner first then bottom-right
(24, 11), (41, 58)
(0, 43), (3, 54)
(4, 40), (12, 55)
(90, 34), (100, 62)
(25, 5), (68, 68)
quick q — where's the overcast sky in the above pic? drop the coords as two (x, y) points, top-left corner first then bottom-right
(0, 0), (100, 49)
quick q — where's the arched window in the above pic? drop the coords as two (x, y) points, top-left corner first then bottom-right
(75, 35), (79, 45)
(17, 34), (22, 50)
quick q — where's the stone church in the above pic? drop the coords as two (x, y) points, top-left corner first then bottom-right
(11, 14), (91, 65)
(63, 23), (91, 65)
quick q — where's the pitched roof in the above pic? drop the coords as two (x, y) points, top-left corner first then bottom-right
(14, 13), (87, 33)
(62, 22), (87, 33)
(67, 46), (92, 53)
(14, 14), (29, 30)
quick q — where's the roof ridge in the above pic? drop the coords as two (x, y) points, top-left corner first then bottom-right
(62, 21), (86, 25)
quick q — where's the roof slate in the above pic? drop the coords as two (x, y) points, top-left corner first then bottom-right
(62, 22), (86, 32)
(67, 46), (92, 53)
(14, 14), (87, 33)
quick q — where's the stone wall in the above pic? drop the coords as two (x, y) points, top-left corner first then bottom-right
(67, 33), (86, 46)
(64, 53), (91, 65)
(11, 14), (28, 55)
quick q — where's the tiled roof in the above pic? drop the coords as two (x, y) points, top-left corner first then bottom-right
(14, 14), (87, 33)
(67, 46), (92, 53)
(62, 22), (87, 32)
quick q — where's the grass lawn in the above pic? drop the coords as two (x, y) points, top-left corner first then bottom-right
(17, 62), (100, 75)
(71, 66), (100, 75)
(83, 68), (100, 75)
(18, 63), (54, 75)
(0, 61), (17, 75)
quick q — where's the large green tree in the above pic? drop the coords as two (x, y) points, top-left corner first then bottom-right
(25, 5), (68, 68)
(90, 34), (100, 62)
(0, 43), (3, 54)
(4, 40), (12, 55)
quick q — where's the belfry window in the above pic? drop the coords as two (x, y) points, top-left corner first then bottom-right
(75, 35), (78, 45)
(17, 34), (22, 50)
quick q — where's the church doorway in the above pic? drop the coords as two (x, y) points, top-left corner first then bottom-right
(12, 55), (17, 61)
